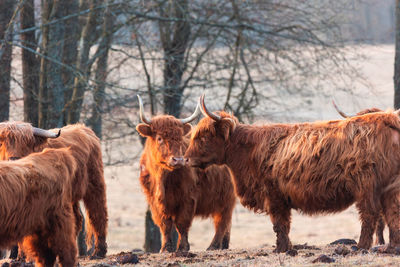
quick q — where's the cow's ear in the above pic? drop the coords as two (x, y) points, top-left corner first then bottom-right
(136, 123), (152, 137)
(220, 118), (236, 140)
(182, 123), (192, 136)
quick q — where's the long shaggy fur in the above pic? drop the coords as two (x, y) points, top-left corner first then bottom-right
(0, 148), (78, 267)
(137, 115), (236, 252)
(186, 111), (400, 252)
(0, 122), (108, 257)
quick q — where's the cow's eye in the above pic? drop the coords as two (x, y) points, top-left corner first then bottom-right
(157, 136), (163, 144)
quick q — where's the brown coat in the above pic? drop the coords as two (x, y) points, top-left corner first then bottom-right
(0, 148), (78, 266)
(0, 122), (108, 257)
(186, 109), (400, 252)
(137, 115), (236, 252)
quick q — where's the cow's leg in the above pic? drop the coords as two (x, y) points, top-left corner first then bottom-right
(174, 203), (195, 252)
(159, 217), (175, 252)
(73, 202), (84, 238)
(382, 192), (400, 249)
(375, 214), (385, 245)
(207, 209), (233, 250)
(21, 235), (56, 267)
(174, 218), (192, 252)
(9, 245), (18, 259)
(222, 230), (231, 249)
(83, 167), (108, 258)
(269, 201), (292, 253)
(48, 205), (78, 267)
(356, 200), (379, 249)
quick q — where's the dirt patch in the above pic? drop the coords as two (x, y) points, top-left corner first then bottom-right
(1, 244), (392, 267)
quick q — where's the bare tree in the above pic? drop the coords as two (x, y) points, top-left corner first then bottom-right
(62, 0), (80, 125)
(0, 0), (16, 122)
(39, 0), (67, 128)
(159, 0), (191, 117)
(21, 0), (39, 126)
(88, 1), (114, 138)
(68, 0), (103, 124)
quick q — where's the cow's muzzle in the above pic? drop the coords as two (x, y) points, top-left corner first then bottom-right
(168, 156), (185, 168)
(184, 157), (207, 169)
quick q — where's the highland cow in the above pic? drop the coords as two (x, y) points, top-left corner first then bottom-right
(184, 95), (400, 253)
(136, 95), (236, 252)
(0, 123), (108, 258)
(0, 147), (78, 267)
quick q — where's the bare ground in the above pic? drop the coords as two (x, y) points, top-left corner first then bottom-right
(64, 244), (400, 266)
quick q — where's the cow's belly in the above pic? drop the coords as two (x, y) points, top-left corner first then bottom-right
(282, 180), (356, 215)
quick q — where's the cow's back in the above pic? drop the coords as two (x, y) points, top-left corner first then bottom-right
(270, 117), (400, 214)
(46, 124), (102, 200)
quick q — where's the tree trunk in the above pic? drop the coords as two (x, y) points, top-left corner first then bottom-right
(89, 2), (113, 138)
(62, 0), (80, 125)
(39, 0), (66, 129)
(21, 0), (39, 126)
(0, 0), (15, 122)
(68, 0), (102, 124)
(394, 0), (400, 109)
(144, 209), (162, 252)
(160, 0), (191, 117)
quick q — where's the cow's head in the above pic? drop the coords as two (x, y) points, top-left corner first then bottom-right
(136, 95), (200, 170)
(0, 122), (60, 160)
(185, 94), (238, 169)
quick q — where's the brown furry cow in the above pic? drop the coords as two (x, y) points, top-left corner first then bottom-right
(136, 95), (236, 252)
(185, 95), (400, 253)
(0, 122), (108, 258)
(0, 147), (78, 267)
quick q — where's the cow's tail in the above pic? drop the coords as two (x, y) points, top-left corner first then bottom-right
(83, 173), (108, 257)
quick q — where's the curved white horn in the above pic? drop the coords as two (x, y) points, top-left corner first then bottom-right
(332, 99), (351, 118)
(199, 94), (221, 121)
(32, 127), (61, 138)
(137, 95), (152, 124)
(180, 103), (201, 124)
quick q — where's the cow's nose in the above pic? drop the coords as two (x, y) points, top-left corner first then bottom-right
(184, 158), (190, 165)
(169, 156), (185, 167)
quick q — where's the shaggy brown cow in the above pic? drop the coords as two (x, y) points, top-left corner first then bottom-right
(136, 95), (236, 252)
(0, 122), (108, 258)
(0, 147), (78, 267)
(185, 95), (400, 253)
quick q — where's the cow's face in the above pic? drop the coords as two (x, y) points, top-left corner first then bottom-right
(137, 116), (192, 170)
(185, 114), (236, 169)
(0, 122), (45, 160)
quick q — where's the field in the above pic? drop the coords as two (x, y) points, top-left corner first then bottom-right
(1, 45), (400, 266)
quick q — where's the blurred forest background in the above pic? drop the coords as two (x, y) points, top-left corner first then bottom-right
(0, 0), (399, 254)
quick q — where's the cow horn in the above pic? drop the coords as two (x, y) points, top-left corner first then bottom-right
(199, 94), (221, 121)
(332, 99), (351, 118)
(137, 94), (152, 124)
(180, 103), (201, 124)
(32, 127), (61, 138)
